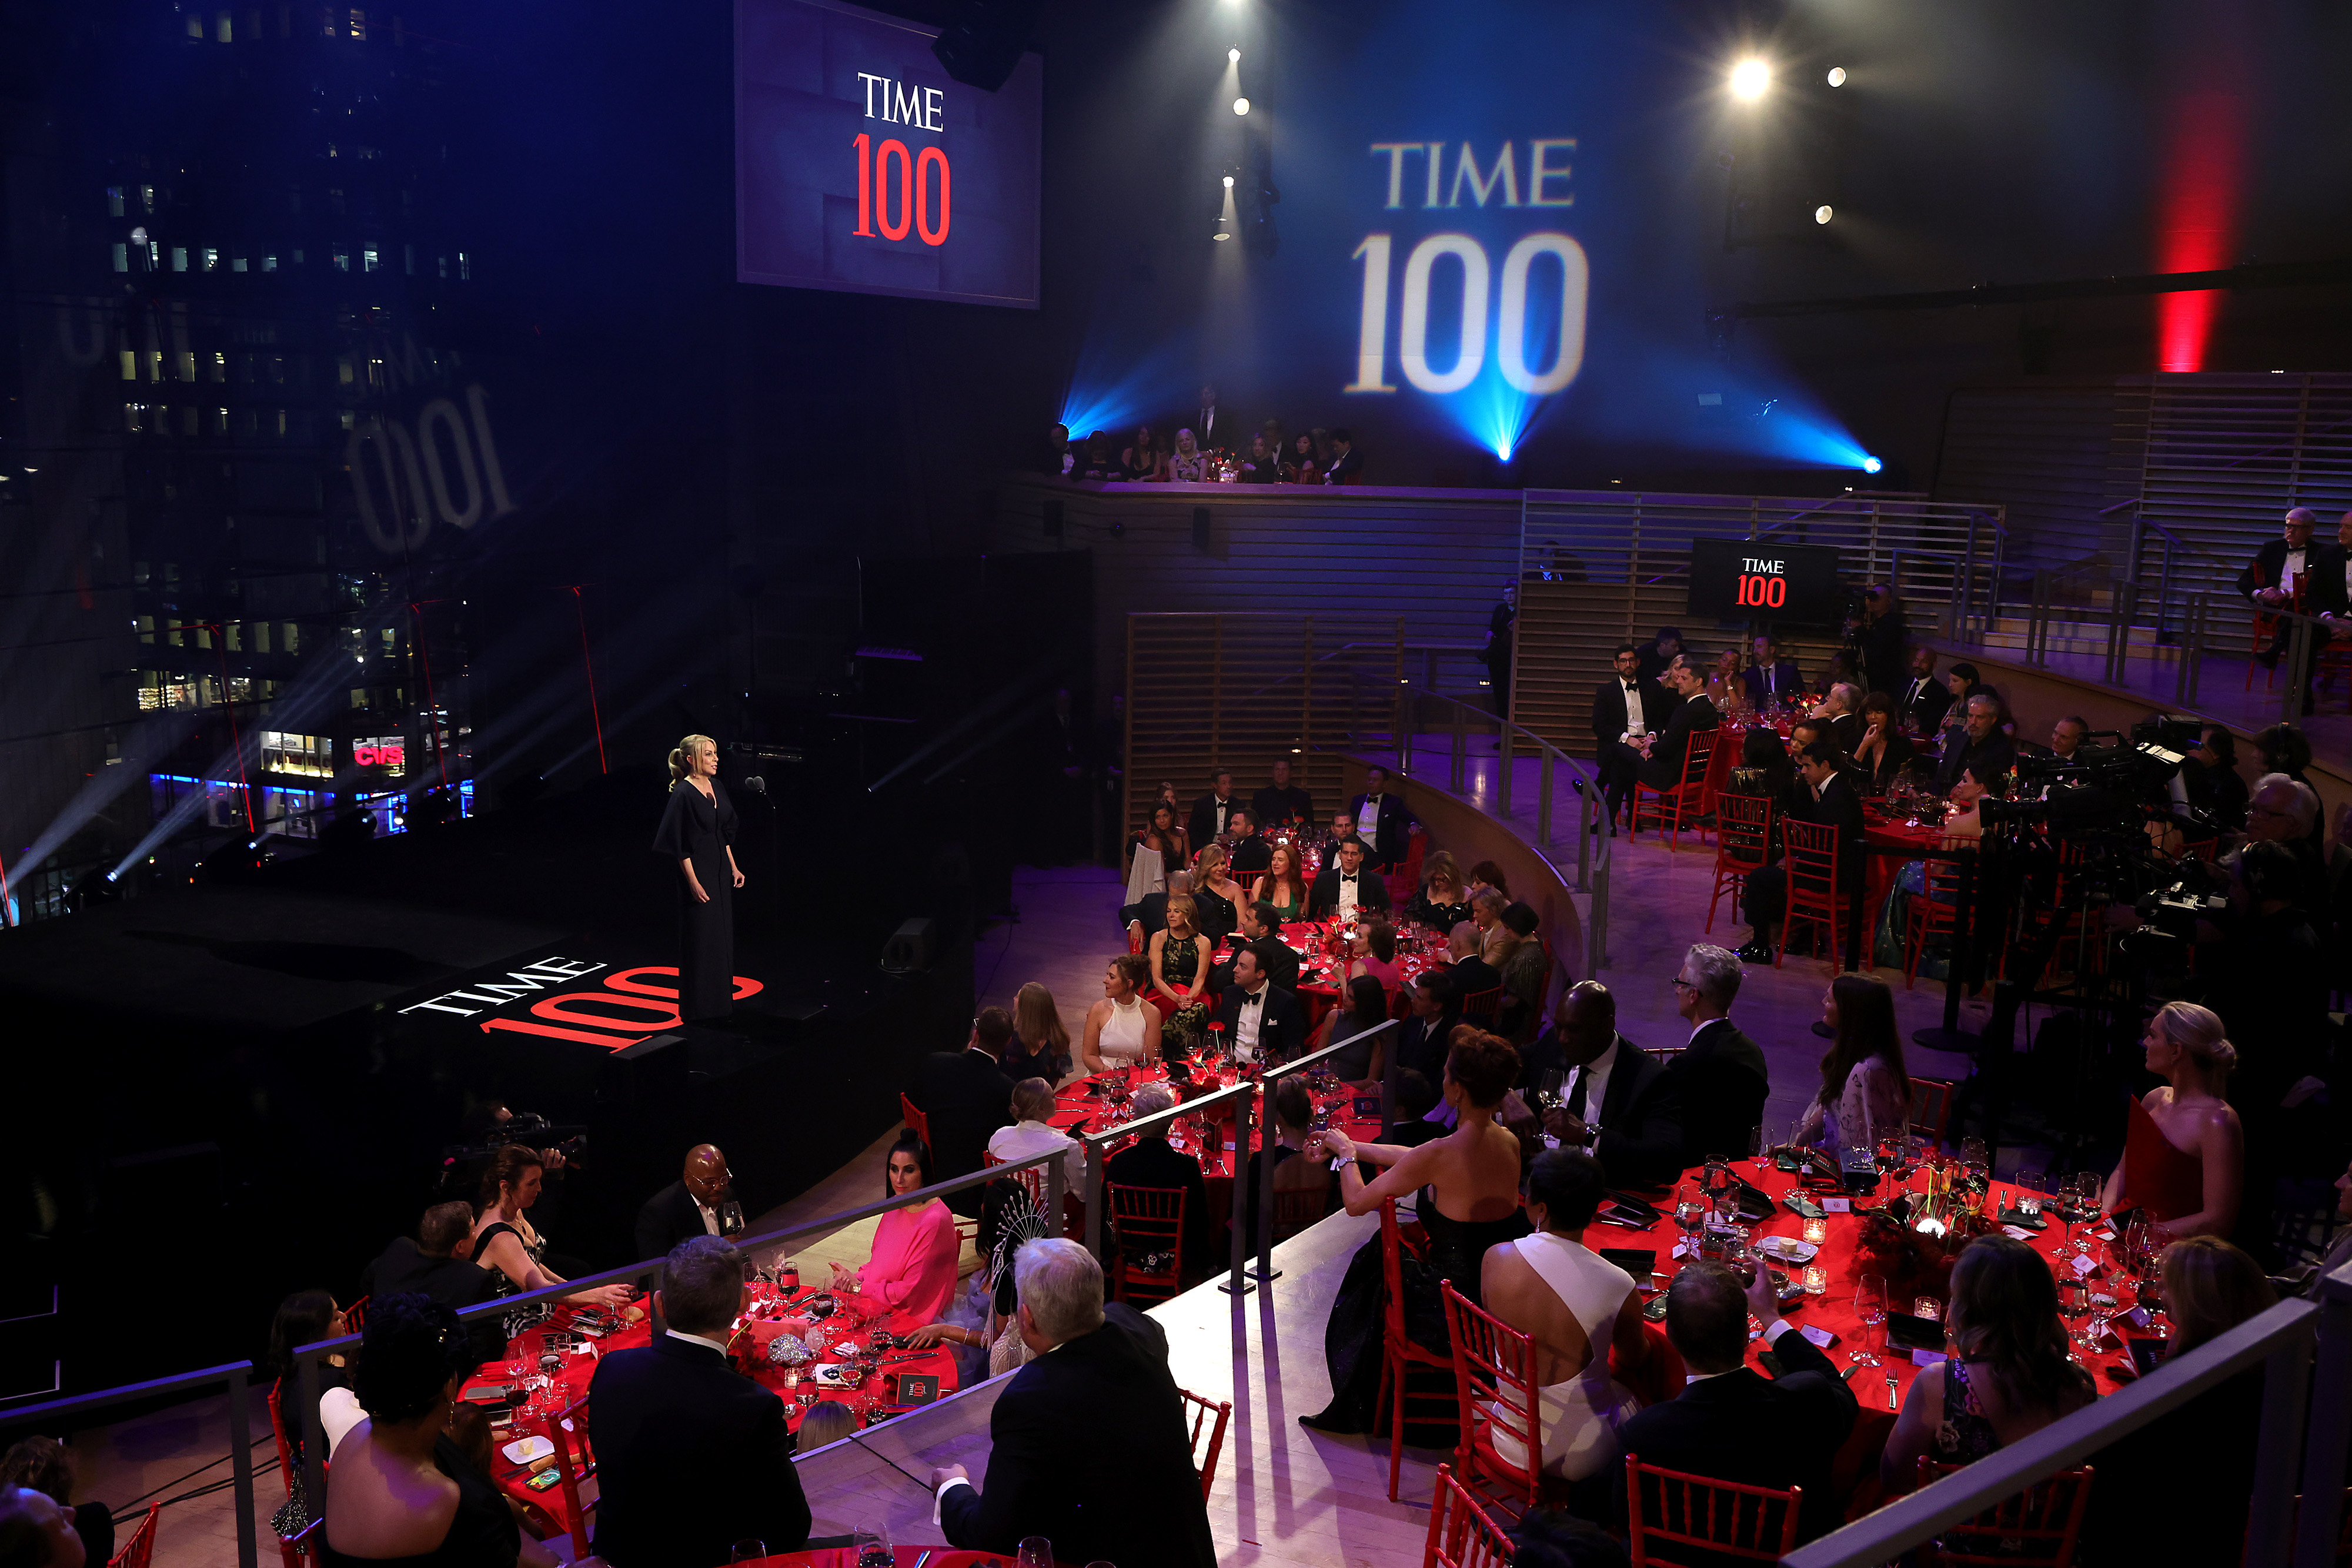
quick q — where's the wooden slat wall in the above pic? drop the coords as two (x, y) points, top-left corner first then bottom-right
(1935, 383), (2129, 573)
(2136, 374), (2352, 600)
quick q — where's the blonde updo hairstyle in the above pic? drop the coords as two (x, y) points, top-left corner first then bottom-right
(667, 734), (716, 789)
(2153, 1001), (2237, 1091)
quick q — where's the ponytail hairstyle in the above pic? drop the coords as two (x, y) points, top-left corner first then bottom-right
(667, 734), (716, 790)
(2153, 1001), (2237, 1092)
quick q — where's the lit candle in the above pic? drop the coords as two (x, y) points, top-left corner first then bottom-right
(1802, 1265), (1828, 1295)
(1802, 1216), (1829, 1246)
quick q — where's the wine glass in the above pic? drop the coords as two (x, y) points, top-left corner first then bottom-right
(1748, 1124), (1771, 1174)
(731, 1543), (767, 1566)
(1535, 1068), (1566, 1118)
(1873, 1132), (1905, 1196)
(1852, 1275), (1889, 1369)
(852, 1526), (893, 1568)
(1018, 1537), (1055, 1568)
(1675, 1181), (1707, 1245)
(2067, 1172), (2104, 1256)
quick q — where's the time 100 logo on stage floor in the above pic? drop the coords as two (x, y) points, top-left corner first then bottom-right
(734, 0), (1041, 309)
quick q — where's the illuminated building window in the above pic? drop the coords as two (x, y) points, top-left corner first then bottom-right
(231, 257), (247, 272)
(176, 350), (195, 381)
(119, 350), (136, 380)
(139, 680), (197, 711)
(332, 248), (348, 271)
(107, 186), (124, 216)
(138, 614), (155, 643)
(113, 242), (128, 272)
(349, 8), (366, 39)
(276, 410), (288, 437)
(139, 185), (154, 213)
(253, 620), (270, 653)
(148, 350), (162, 380)
(187, 14), (204, 37)
(437, 254), (447, 279)
(171, 247), (188, 272)
(226, 623), (241, 651)
(216, 407), (230, 436)
(210, 351), (226, 382)
(353, 734), (406, 776)
(261, 730), (334, 778)
(202, 248), (219, 270)
(340, 410), (355, 430)
(362, 246), (378, 271)
(124, 403), (141, 433)
(337, 356), (355, 385)
(457, 252), (470, 280)
(282, 621), (299, 654)
(262, 254), (276, 272)
(322, 7), (337, 36)
(216, 11), (232, 41)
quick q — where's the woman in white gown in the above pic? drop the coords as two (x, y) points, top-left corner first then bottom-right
(1124, 803), (1181, 905)
(1479, 1146), (1653, 1481)
(1080, 954), (1161, 1072)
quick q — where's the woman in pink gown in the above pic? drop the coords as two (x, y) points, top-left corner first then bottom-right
(832, 1132), (960, 1333)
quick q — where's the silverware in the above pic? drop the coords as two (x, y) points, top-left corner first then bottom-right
(1886, 1375), (1900, 1410)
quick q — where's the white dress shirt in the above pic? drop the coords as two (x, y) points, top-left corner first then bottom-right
(1568, 1037), (1620, 1124)
(1358, 793), (1384, 845)
(988, 1118), (1086, 1192)
(2283, 546), (2308, 590)
(1622, 681), (1648, 738)
(1334, 870), (1363, 921)
(667, 1328), (733, 1357)
(1235, 982), (1269, 1058)
(696, 1198), (720, 1237)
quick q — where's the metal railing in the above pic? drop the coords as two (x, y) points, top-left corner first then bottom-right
(2004, 579), (2337, 723)
(0, 1362), (261, 1568)
(1790, 1255), (2352, 1568)
(288, 1142), (1079, 1509)
(1242, 1022), (1401, 1288)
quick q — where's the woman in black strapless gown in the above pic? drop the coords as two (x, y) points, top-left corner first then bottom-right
(1298, 1029), (1531, 1434)
(652, 734), (743, 1021)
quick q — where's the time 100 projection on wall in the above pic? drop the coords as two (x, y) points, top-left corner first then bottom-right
(734, 0), (1041, 308)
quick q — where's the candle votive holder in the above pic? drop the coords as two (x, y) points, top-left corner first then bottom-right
(1802, 1265), (1828, 1295)
(1802, 1216), (1829, 1246)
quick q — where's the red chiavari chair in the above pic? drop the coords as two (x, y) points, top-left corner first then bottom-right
(1439, 1280), (1550, 1522)
(1178, 1386), (1232, 1502)
(1776, 818), (1848, 970)
(1631, 729), (1720, 847)
(1914, 1458), (2094, 1567)
(108, 1504), (159, 1568)
(1625, 1454), (1802, 1566)
(1375, 1199), (1462, 1502)
(1706, 793), (1775, 934)
(1425, 1463), (1516, 1568)
(1106, 1183), (1187, 1305)
(539, 1390), (597, 1547)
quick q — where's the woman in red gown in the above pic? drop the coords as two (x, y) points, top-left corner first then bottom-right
(2100, 1002), (2243, 1239)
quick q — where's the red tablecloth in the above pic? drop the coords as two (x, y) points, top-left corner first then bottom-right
(1283, 918), (1449, 1032)
(748, 1552), (1059, 1568)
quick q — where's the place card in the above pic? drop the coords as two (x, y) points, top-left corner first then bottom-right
(2127, 1306), (2153, 1328)
(1822, 1198), (1852, 1213)
(2070, 1252), (2098, 1276)
(2002, 1225), (2037, 1241)
(1911, 1349), (1948, 1368)
(1670, 1239), (1689, 1259)
(1799, 1323), (1838, 1349)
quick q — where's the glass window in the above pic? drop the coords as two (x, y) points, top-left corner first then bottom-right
(291, 249), (303, 264)
(216, 11), (232, 41)
(181, 406), (199, 436)
(361, 246), (378, 272)
(332, 248), (348, 272)
(186, 14), (204, 37)
(216, 407), (230, 436)
(112, 242), (128, 272)
(107, 186), (125, 216)
(283, 621), (299, 654)
(457, 252), (470, 280)
(147, 350), (162, 380)
(403, 243), (415, 275)
(226, 622), (242, 651)
(171, 247), (188, 272)
(176, 350), (195, 381)
(201, 248), (219, 270)
(123, 403), (141, 433)
(231, 256), (247, 272)
(139, 185), (155, 213)
(119, 350), (136, 380)
(349, 8), (365, 39)
(262, 254), (276, 272)
(210, 351), (226, 382)
(437, 254), (447, 279)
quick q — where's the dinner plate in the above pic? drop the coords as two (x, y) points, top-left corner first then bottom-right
(1756, 1236), (1818, 1263)
(500, 1436), (553, 1466)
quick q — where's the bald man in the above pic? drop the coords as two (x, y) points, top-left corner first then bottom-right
(634, 1144), (742, 1262)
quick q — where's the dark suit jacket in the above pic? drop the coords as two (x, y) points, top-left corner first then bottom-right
(1669, 1019), (1771, 1166)
(1187, 792), (1241, 849)
(1395, 1009), (1464, 1083)
(633, 1181), (713, 1265)
(1104, 1138), (1215, 1279)
(1252, 783), (1314, 829)
(1933, 730), (2017, 791)
(1591, 676), (1673, 746)
(908, 1048), (1016, 1212)
(1823, 712), (1863, 758)
(1897, 674), (1952, 735)
(1739, 660), (1803, 706)
(940, 1308), (1214, 1568)
(1307, 865), (1392, 918)
(1324, 446), (1364, 484)
(589, 1335), (811, 1568)
(2237, 536), (2318, 600)
(359, 1240), (502, 1315)
(1213, 982), (1309, 1064)
(1348, 791), (1419, 866)
(1795, 774), (1868, 891)
(1636, 694), (1720, 789)
(1227, 834), (1272, 875)
(1211, 932), (1299, 995)
(2309, 544), (2351, 618)
(1450, 954), (1504, 1004)
(1857, 728), (1917, 795)
(1614, 1325), (1859, 1546)
(1586, 1037), (1686, 1189)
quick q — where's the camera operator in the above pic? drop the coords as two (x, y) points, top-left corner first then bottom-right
(2174, 726), (2250, 833)
(442, 1102), (582, 1231)
(1852, 583), (1908, 697)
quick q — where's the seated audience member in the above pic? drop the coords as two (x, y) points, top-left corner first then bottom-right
(1496, 902), (1549, 1039)
(1523, 982), (1684, 1189)
(793, 1401), (858, 1453)
(1851, 691), (1916, 794)
(0, 1441), (109, 1568)
(1125, 801), (1182, 904)
(1349, 764), (1421, 872)
(1814, 682), (1865, 755)
(1934, 693), (2016, 793)
(1253, 757), (1315, 831)
(830, 1134), (960, 1332)
(2176, 726), (2250, 831)
(1600, 656), (1716, 824)
(987, 1077), (1085, 1195)
(1165, 427), (1210, 483)
(270, 1290), (364, 1468)
(1081, 954), (1161, 1073)
(0, 1485), (86, 1568)
(328, 1294), (554, 1568)
(1725, 724), (1798, 809)
(2041, 714), (2089, 760)
(1668, 944), (1769, 1166)
(1322, 426), (1363, 483)
(933, 1242), (1215, 1568)
(1003, 981), (1074, 1084)
(1317, 975), (1392, 1080)
(2084, 1236), (2275, 1564)
(1120, 867), (1190, 949)
(1187, 769), (1241, 850)
(1251, 842), (1309, 922)
(633, 1144), (739, 1262)
(2099, 1002), (2243, 1241)
(1281, 430), (1321, 483)
(1938, 662), (1994, 728)
(1190, 846), (1247, 944)
(1214, 946), (1308, 1065)
(1102, 1084), (1214, 1282)
(1341, 916), (1401, 992)
(1881, 1237), (2095, 1488)
(1237, 432), (1279, 483)
(1448, 920), (1504, 1007)
(1408, 858), (1473, 930)
(1616, 1261), (1857, 1545)
(1592, 643), (1672, 781)
(1385, 1069), (1448, 1148)
(1466, 860), (1513, 902)
(1148, 895), (1212, 1014)
(470, 1147), (632, 1310)
(1309, 837), (1391, 920)
(1706, 647), (1750, 717)
(1041, 422), (1072, 478)
(590, 1241), (810, 1568)
(1736, 741), (1865, 963)
(1479, 1149), (1652, 1485)
(1793, 975), (1909, 1158)
(2253, 724), (2326, 858)
(1225, 808), (1271, 876)
(1396, 972), (1464, 1083)
(2239, 506), (2318, 667)
(363, 1201), (500, 1315)
(1213, 898), (1300, 992)
(1326, 810), (1364, 863)
(1118, 424), (1163, 483)
(1471, 890), (1517, 968)
(1896, 646), (1951, 734)
(907, 1010), (1017, 1213)
(1741, 635), (1802, 706)
(1634, 627), (1683, 684)
(1245, 1079), (1338, 1252)
(1076, 430), (1117, 480)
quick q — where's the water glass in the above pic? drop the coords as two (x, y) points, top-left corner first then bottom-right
(730, 1542), (766, 1566)
(853, 1527), (892, 1568)
(1018, 1537), (1055, 1568)
(1852, 1275), (1889, 1368)
(2014, 1169), (2045, 1218)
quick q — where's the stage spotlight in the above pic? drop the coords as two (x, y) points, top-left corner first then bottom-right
(1222, 175), (1235, 188)
(1228, 47), (1240, 62)
(1826, 66), (1846, 87)
(1213, 216), (1231, 241)
(1232, 96), (1250, 115)
(1862, 454), (1883, 473)
(1814, 205), (1833, 224)
(1729, 58), (1770, 101)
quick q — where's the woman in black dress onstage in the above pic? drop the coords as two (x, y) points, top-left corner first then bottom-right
(652, 733), (744, 1022)
(1299, 1029), (1531, 1432)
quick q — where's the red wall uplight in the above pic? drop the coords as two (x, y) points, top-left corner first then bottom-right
(2154, 88), (2246, 372)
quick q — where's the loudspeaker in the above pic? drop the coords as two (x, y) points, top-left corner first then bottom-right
(930, 0), (1038, 92)
(881, 917), (938, 974)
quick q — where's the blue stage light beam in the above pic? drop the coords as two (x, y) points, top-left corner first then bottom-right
(1055, 320), (1191, 446)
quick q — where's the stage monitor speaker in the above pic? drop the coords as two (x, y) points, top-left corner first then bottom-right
(930, 0), (1038, 92)
(881, 917), (937, 974)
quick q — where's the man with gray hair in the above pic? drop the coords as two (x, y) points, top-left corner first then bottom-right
(1932, 691), (2016, 794)
(590, 1235), (810, 1568)
(933, 1240), (1214, 1568)
(1101, 1084), (1211, 1278)
(2241, 506), (2318, 667)
(1666, 944), (1771, 1166)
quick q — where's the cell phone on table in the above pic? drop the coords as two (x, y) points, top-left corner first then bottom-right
(1642, 1295), (1669, 1323)
(524, 1470), (562, 1492)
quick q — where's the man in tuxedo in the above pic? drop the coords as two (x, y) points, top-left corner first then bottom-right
(1395, 972), (1463, 1082)
(358, 1201), (499, 1313)
(1104, 1085), (1214, 1282)
(634, 1144), (739, 1262)
(1855, 582), (1910, 697)
(2309, 509), (2352, 643)
(1325, 809), (1367, 867)
(1532, 981), (1685, 1189)
(1897, 646), (1952, 734)
(1633, 626), (1683, 684)
(1668, 945), (1770, 1166)
(1252, 758), (1314, 831)
(590, 1237), (811, 1568)
(1191, 382), (1228, 450)
(1740, 634), (1803, 706)
(1933, 694), (2017, 793)
(1815, 682), (1865, 757)
(933, 1241), (1217, 1568)
(2239, 507), (2320, 667)
(1591, 641), (1671, 766)
(1122, 869), (1193, 946)
(1213, 946), (1308, 1065)
(1613, 1261), (1857, 1546)
(1211, 899), (1299, 993)
(1225, 808), (1271, 876)
(1187, 770), (1240, 850)
(907, 1010), (1017, 1216)
(1323, 427), (1364, 484)
(1349, 764), (1422, 872)
(1738, 741), (1867, 962)
(1308, 837), (1391, 920)
(1616, 656), (1719, 817)
(1445, 920), (1503, 1003)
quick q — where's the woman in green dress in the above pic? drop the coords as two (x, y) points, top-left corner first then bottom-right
(1251, 844), (1309, 924)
